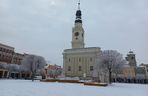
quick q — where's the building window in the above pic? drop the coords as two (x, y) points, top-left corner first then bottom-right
(78, 66), (82, 71)
(68, 66), (71, 71)
(131, 57), (134, 60)
(2, 55), (4, 59)
(79, 58), (81, 62)
(69, 58), (70, 62)
(147, 69), (148, 72)
(90, 58), (92, 62)
(90, 66), (93, 71)
(3, 49), (5, 52)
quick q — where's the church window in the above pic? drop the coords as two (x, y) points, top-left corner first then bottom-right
(68, 66), (71, 71)
(90, 66), (93, 71)
(78, 66), (82, 71)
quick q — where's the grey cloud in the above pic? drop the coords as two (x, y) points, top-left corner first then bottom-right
(0, 0), (147, 65)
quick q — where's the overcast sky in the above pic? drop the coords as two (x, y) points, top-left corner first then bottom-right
(0, 0), (147, 66)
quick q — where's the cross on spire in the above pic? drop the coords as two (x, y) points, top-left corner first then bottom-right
(78, 0), (80, 10)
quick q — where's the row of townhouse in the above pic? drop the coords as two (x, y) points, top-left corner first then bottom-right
(0, 43), (28, 78)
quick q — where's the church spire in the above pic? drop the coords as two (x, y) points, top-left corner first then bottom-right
(75, 0), (82, 23)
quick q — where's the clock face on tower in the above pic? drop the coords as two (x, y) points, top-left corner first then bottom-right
(75, 32), (79, 36)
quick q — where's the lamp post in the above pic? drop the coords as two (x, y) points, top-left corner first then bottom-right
(83, 73), (86, 82)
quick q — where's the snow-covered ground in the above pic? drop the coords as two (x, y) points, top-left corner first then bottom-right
(0, 80), (147, 96)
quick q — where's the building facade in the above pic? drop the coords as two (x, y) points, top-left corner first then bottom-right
(122, 65), (136, 82)
(0, 43), (25, 78)
(0, 43), (14, 64)
(11, 53), (24, 65)
(0, 43), (24, 65)
(45, 64), (62, 79)
(136, 64), (148, 83)
(139, 64), (148, 77)
(136, 66), (146, 83)
(63, 47), (101, 79)
(63, 2), (101, 79)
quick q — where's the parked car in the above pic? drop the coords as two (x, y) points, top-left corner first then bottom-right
(34, 76), (42, 80)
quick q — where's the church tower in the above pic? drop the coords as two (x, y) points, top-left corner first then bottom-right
(72, 0), (85, 49)
(126, 50), (137, 67)
(63, 0), (102, 80)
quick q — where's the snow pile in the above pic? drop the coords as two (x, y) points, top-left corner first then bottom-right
(0, 80), (147, 96)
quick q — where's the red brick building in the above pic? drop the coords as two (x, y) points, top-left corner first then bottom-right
(44, 64), (62, 79)
(0, 43), (25, 78)
(0, 43), (24, 65)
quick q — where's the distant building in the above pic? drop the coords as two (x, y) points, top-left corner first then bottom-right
(136, 63), (148, 83)
(122, 64), (136, 81)
(63, 2), (102, 80)
(136, 66), (146, 83)
(125, 50), (137, 67)
(45, 64), (62, 79)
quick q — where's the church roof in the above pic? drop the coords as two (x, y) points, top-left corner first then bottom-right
(63, 47), (101, 54)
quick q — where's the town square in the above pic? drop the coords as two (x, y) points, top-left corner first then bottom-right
(0, 0), (148, 96)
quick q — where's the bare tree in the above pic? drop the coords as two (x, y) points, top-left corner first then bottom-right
(0, 63), (21, 78)
(99, 50), (126, 84)
(1, 64), (21, 78)
(8, 64), (20, 72)
(21, 55), (46, 81)
(112, 59), (126, 82)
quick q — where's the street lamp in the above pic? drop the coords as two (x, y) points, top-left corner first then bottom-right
(83, 73), (86, 82)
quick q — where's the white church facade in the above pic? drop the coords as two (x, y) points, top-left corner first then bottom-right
(63, 2), (102, 79)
